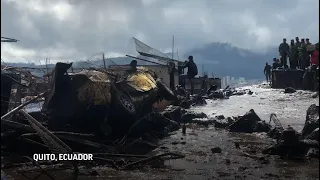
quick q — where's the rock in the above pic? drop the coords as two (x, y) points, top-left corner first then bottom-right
(305, 128), (319, 141)
(208, 90), (225, 99)
(190, 94), (207, 106)
(216, 115), (225, 120)
(228, 109), (262, 133)
(253, 120), (272, 133)
(267, 127), (283, 140)
(247, 90), (253, 95)
(224, 90), (233, 97)
(284, 87), (296, 93)
(190, 119), (215, 126)
(234, 142), (240, 149)
(181, 112), (208, 123)
(225, 159), (231, 164)
(262, 141), (309, 157)
(233, 91), (246, 96)
(207, 85), (218, 95)
(301, 104), (319, 138)
(311, 92), (319, 98)
(282, 126), (299, 145)
(161, 106), (183, 123)
(306, 148), (319, 158)
(213, 117), (234, 128)
(211, 147), (222, 154)
(179, 100), (191, 109)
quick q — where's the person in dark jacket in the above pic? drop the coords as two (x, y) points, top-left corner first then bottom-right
(279, 38), (290, 67)
(264, 63), (272, 82)
(183, 56), (198, 94)
(272, 58), (279, 69)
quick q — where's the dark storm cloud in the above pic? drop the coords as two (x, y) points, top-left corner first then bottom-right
(1, 0), (319, 62)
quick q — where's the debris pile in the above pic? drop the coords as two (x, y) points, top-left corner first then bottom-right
(263, 104), (319, 158)
(1, 62), (186, 174)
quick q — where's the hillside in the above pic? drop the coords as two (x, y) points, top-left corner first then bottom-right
(183, 42), (277, 79)
(2, 43), (278, 79)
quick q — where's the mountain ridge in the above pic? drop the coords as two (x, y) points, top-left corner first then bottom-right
(2, 42), (278, 79)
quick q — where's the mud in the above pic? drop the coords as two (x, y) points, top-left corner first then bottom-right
(1, 84), (319, 180)
(2, 126), (318, 180)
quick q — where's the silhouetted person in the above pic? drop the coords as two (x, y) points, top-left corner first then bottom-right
(279, 38), (290, 67)
(264, 63), (272, 82)
(272, 58), (279, 69)
(289, 39), (298, 69)
(306, 38), (312, 67)
(183, 56), (198, 94)
(306, 38), (311, 45)
(299, 39), (308, 69)
(295, 37), (301, 68)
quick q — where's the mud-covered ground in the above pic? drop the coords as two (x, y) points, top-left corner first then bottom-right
(2, 84), (319, 180)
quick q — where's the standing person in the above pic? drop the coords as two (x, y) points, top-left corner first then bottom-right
(306, 38), (313, 68)
(299, 39), (308, 70)
(295, 37), (301, 47)
(289, 39), (298, 69)
(295, 37), (301, 68)
(183, 56), (198, 94)
(279, 38), (290, 67)
(311, 44), (319, 67)
(306, 38), (312, 45)
(264, 63), (272, 82)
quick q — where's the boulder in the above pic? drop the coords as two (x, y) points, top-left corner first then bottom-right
(228, 109), (262, 133)
(284, 87), (296, 93)
(301, 104), (319, 138)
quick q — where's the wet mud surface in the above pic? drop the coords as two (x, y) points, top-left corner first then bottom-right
(2, 84), (319, 180)
(3, 127), (318, 180)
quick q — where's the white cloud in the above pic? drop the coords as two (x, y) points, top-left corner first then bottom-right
(1, 0), (319, 63)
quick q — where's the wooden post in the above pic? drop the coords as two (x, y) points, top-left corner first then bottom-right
(169, 62), (175, 90)
(102, 53), (107, 70)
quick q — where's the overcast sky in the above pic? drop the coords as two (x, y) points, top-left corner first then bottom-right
(1, 0), (319, 63)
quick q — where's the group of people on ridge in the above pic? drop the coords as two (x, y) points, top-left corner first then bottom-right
(264, 37), (319, 82)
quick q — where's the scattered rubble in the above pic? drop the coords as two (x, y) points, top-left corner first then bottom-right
(1, 62), (318, 179)
(228, 109), (271, 133)
(263, 104), (319, 159)
(284, 87), (296, 93)
(301, 104), (319, 138)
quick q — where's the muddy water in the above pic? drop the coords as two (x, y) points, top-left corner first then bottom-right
(2, 84), (319, 180)
(193, 84), (319, 131)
